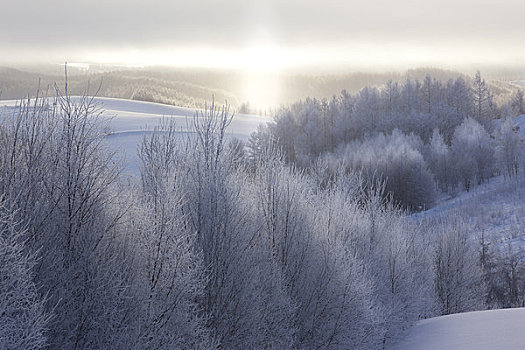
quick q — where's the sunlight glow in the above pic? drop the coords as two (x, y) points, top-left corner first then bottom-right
(238, 37), (284, 108)
(61, 39), (525, 75)
(240, 72), (282, 109)
(57, 40), (523, 109)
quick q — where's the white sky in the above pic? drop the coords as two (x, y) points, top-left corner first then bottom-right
(1, 0), (525, 71)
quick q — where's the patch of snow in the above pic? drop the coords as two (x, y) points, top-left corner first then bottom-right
(390, 308), (525, 350)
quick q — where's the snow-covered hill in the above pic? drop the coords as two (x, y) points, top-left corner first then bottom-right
(390, 308), (525, 350)
(98, 98), (270, 175)
(1, 97), (272, 175)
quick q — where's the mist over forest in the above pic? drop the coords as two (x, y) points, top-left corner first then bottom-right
(2, 64), (524, 113)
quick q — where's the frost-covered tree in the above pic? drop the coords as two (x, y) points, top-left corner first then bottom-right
(252, 151), (430, 348)
(496, 117), (523, 178)
(432, 217), (484, 315)
(0, 84), (136, 348)
(442, 77), (473, 143)
(0, 203), (51, 350)
(511, 89), (525, 116)
(352, 86), (382, 135)
(324, 130), (436, 210)
(401, 78), (421, 114)
(180, 100), (296, 348)
(472, 71), (495, 132)
(134, 119), (213, 349)
(261, 72), (501, 201)
(495, 242), (525, 308)
(427, 129), (453, 192)
(451, 118), (495, 190)
(355, 184), (432, 345)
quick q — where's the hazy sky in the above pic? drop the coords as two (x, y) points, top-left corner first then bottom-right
(2, 0), (525, 71)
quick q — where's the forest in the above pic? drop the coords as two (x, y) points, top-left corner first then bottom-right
(2, 71), (525, 349)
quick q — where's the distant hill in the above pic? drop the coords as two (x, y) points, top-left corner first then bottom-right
(0, 65), (520, 111)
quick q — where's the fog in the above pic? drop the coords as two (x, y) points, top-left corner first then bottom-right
(2, 0), (525, 71)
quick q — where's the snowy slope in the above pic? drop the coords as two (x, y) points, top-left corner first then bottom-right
(410, 174), (525, 259)
(511, 114), (525, 135)
(390, 308), (525, 350)
(400, 174), (525, 349)
(493, 114), (525, 138)
(96, 97), (270, 175)
(1, 97), (272, 175)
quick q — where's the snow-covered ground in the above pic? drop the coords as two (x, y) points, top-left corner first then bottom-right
(0, 97), (272, 175)
(493, 114), (525, 137)
(510, 114), (525, 135)
(411, 175), (525, 259)
(390, 308), (525, 350)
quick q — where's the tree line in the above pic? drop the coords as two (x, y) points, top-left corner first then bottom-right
(251, 72), (525, 209)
